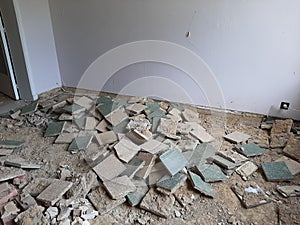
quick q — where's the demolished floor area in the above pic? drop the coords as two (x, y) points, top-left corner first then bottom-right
(0, 87), (299, 225)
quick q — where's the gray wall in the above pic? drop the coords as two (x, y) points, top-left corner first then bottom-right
(49, 0), (300, 119)
(13, 0), (61, 97)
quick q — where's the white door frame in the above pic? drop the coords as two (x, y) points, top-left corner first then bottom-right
(0, 11), (19, 100)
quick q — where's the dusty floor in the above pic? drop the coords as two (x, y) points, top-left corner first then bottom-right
(0, 88), (299, 225)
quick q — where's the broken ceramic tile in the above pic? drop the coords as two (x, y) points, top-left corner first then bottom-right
(211, 155), (241, 170)
(68, 135), (93, 152)
(157, 118), (180, 140)
(140, 139), (169, 154)
(87, 185), (126, 215)
(120, 156), (145, 179)
(126, 179), (149, 206)
(63, 104), (85, 115)
(114, 138), (141, 163)
(275, 156), (300, 175)
(36, 179), (73, 206)
(55, 133), (76, 144)
(277, 185), (300, 197)
(110, 118), (130, 134)
(74, 96), (94, 110)
(235, 161), (258, 180)
(126, 129), (151, 145)
(135, 152), (157, 180)
(92, 154), (127, 181)
(261, 161), (293, 181)
(188, 171), (215, 198)
(176, 139), (199, 152)
(195, 164), (228, 182)
(151, 117), (161, 133)
(22, 178), (55, 197)
(140, 188), (175, 218)
(20, 101), (39, 116)
(235, 143), (265, 157)
(95, 119), (110, 133)
(4, 156), (40, 169)
(283, 137), (300, 162)
(126, 115), (151, 131)
(182, 108), (199, 122)
(190, 128), (215, 143)
(147, 162), (169, 186)
(18, 192), (37, 210)
(58, 113), (73, 121)
(10, 110), (21, 119)
(126, 103), (147, 114)
(95, 131), (118, 146)
(0, 166), (26, 182)
(271, 119), (293, 135)
(224, 131), (251, 144)
(0, 140), (25, 149)
(103, 175), (136, 199)
(217, 150), (248, 163)
(184, 143), (217, 167)
(231, 182), (270, 208)
(44, 121), (66, 137)
(105, 107), (128, 126)
(96, 96), (113, 105)
(128, 96), (145, 104)
(84, 117), (98, 130)
(270, 133), (291, 148)
(156, 172), (187, 194)
(159, 148), (188, 176)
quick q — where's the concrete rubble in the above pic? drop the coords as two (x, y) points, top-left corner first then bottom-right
(0, 92), (299, 224)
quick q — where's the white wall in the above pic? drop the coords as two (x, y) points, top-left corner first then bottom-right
(49, 0), (300, 120)
(13, 0), (61, 97)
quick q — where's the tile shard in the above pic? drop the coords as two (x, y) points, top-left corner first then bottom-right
(36, 179), (73, 206)
(126, 179), (149, 206)
(44, 121), (66, 137)
(231, 182), (270, 208)
(156, 172), (187, 194)
(87, 185), (126, 215)
(235, 143), (265, 157)
(224, 131), (251, 144)
(159, 148), (188, 176)
(195, 164), (228, 182)
(103, 175), (136, 200)
(277, 185), (300, 197)
(135, 152), (157, 180)
(0, 166), (26, 182)
(20, 101), (39, 115)
(235, 161), (258, 180)
(92, 154), (127, 181)
(188, 171), (215, 198)
(140, 139), (169, 154)
(261, 161), (294, 181)
(68, 135), (93, 152)
(114, 138), (141, 163)
(0, 140), (25, 149)
(94, 131), (118, 146)
(140, 188), (175, 218)
(275, 156), (300, 175)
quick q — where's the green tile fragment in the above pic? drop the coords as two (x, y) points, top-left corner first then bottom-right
(160, 149), (188, 176)
(95, 96), (113, 105)
(20, 101), (38, 115)
(63, 104), (85, 114)
(74, 116), (86, 129)
(184, 143), (217, 167)
(96, 102), (114, 116)
(0, 140), (25, 149)
(145, 102), (160, 112)
(195, 164), (228, 182)
(235, 143), (265, 157)
(44, 121), (66, 137)
(126, 179), (149, 206)
(188, 171), (215, 198)
(212, 155), (241, 170)
(261, 161), (293, 181)
(156, 172), (187, 193)
(151, 117), (161, 133)
(68, 135), (93, 152)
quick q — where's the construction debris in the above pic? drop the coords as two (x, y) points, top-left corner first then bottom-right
(0, 91), (299, 224)
(231, 182), (270, 208)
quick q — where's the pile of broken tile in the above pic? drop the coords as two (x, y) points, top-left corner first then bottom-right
(0, 94), (300, 225)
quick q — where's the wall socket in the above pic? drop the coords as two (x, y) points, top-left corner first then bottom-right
(280, 102), (290, 110)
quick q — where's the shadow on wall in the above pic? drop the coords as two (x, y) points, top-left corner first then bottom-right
(102, 62), (209, 106)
